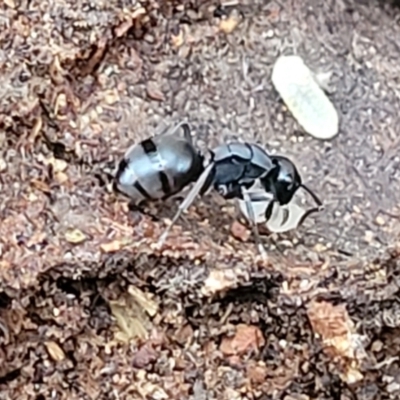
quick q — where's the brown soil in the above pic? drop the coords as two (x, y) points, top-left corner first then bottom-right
(1, 0), (400, 399)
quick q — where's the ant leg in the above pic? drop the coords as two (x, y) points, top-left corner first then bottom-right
(157, 120), (192, 139)
(170, 121), (193, 141)
(265, 199), (275, 221)
(242, 189), (268, 259)
(179, 123), (193, 144)
(157, 162), (214, 247)
(296, 206), (320, 228)
(301, 184), (323, 209)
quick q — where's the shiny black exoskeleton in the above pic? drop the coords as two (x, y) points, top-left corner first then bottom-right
(260, 154), (322, 220)
(199, 142), (275, 199)
(114, 122), (322, 255)
(196, 144), (321, 218)
(114, 122), (204, 203)
(157, 139), (322, 254)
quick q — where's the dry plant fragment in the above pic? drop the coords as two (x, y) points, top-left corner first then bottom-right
(132, 344), (158, 368)
(220, 324), (265, 356)
(65, 228), (87, 244)
(307, 300), (367, 384)
(4, 0), (16, 8)
(174, 324), (194, 345)
(110, 301), (149, 343)
(201, 269), (239, 297)
(128, 285), (159, 317)
(31, 179), (51, 194)
(0, 158), (7, 172)
(45, 341), (65, 362)
(146, 82), (165, 102)
(80, 37), (108, 76)
(100, 240), (124, 253)
(230, 220), (250, 242)
(272, 55), (339, 140)
(110, 287), (159, 343)
(130, 6), (147, 21)
(246, 361), (268, 384)
(114, 20), (134, 38)
(219, 10), (241, 34)
(137, 382), (168, 400)
(171, 27), (184, 48)
(100, 237), (133, 253)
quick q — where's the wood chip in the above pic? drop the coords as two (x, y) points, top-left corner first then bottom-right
(100, 241), (122, 253)
(45, 341), (65, 361)
(307, 300), (367, 384)
(31, 179), (51, 194)
(219, 12), (241, 34)
(54, 93), (68, 116)
(174, 324), (194, 345)
(132, 344), (158, 368)
(246, 362), (268, 384)
(4, 0), (16, 9)
(29, 117), (43, 142)
(220, 324), (265, 356)
(51, 158), (68, 173)
(55, 171), (69, 184)
(110, 286), (159, 344)
(131, 6), (147, 20)
(110, 301), (149, 343)
(146, 83), (165, 102)
(114, 19), (134, 38)
(128, 285), (159, 317)
(201, 269), (238, 296)
(0, 158), (7, 172)
(272, 55), (339, 140)
(80, 37), (108, 76)
(230, 220), (250, 242)
(100, 238), (132, 253)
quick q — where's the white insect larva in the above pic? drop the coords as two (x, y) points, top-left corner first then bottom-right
(271, 55), (339, 140)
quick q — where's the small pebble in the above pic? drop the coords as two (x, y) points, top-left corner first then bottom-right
(230, 220), (250, 242)
(387, 382), (400, 393)
(371, 340), (383, 352)
(364, 230), (374, 243)
(264, 29), (274, 38)
(0, 158), (7, 172)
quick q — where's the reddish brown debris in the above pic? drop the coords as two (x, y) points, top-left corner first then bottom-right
(220, 324), (265, 356)
(132, 344), (158, 369)
(307, 299), (368, 384)
(230, 220), (251, 243)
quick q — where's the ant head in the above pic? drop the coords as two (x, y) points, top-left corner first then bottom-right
(270, 155), (302, 205)
(269, 155), (323, 208)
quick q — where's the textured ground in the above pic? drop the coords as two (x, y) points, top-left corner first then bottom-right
(1, 0), (400, 399)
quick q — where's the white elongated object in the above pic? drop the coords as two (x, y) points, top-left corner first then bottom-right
(236, 197), (310, 233)
(272, 55), (339, 140)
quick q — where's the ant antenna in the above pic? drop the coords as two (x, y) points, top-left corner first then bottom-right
(300, 184), (323, 209)
(296, 206), (321, 228)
